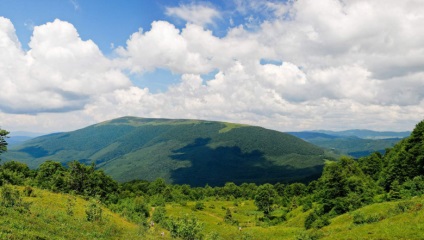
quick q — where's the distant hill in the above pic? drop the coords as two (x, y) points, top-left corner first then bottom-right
(6, 131), (46, 147)
(4, 117), (331, 186)
(287, 130), (406, 158)
(312, 129), (410, 139)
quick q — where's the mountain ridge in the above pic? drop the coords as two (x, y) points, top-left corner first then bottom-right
(4, 116), (332, 186)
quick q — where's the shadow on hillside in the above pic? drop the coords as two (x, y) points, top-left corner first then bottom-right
(169, 138), (324, 187)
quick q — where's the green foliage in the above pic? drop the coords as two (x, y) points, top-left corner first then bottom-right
(0, 161), (33, 185)
(224, 207), (233, 223)
(36, 160), (67, 191)
(66, 196), (76, 216)
(254, 183), (278, 216)
(85, 198), (103, 222)
(0, 128), (9, 157)
(0, 184), (21, 207)
(358, 152), (383, 180)
(23, 186), (34, 197)
(7, 117), (328, 186)
(166, 214), (204, 240)
(379, 120), (424, 190)
(193, 201), (205, 211)
(317, 157), (381, 214)
(152, 206), (167, 224)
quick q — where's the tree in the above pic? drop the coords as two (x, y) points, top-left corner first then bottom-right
(0, 128), (9, 158)
(254, 183), (278, 216)
(36, 161), (67, 191)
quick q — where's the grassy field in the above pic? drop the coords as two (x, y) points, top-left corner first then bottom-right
(0, 185), (169, 240)
(163, 197), (424, 240)
(164, 199), (307, 239)
(2, 185), (424, 239)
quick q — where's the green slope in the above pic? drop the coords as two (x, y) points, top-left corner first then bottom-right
(5, 116), (330, 186)
(0, 185), (157, 240)
(287, 132), (402, 158)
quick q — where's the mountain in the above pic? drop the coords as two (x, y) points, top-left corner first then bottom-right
(4, 116), (331, 186)
(287, 130), (405, 158)
(312, 129), (410, 139)
(6, 131), (47, 147)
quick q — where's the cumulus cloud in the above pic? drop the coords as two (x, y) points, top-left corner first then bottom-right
(165, 3), (221, 27)
(0, 18), (131, 114)
(2, 0), (424, 133)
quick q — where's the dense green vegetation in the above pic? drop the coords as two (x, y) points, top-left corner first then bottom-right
(4, 117), (330, 186)
(0, 119), (423, 239)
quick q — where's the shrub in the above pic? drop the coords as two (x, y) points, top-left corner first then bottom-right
(86, 198), (103, 222)
(152, 206), (167, 224)
(352, 211), (366, 225)
(0, 184), (21, 207)
(193, 201), (205, 211)
(66, 197), (76, 216)
(23, 186), (34, 197)
(166, 214), (204, 240)
(224, 208), (233, 223)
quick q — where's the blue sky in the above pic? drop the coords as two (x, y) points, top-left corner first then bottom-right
(0, 0), (423, 133)
(0, 0), (261, 92)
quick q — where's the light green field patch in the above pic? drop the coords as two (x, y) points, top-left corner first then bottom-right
(219, 122), (248, 133)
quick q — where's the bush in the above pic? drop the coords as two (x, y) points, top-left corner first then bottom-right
(166, 214), (204, 240)
(394, 201), (414, 213)
(86, 198), (103, 222)
(304, 209), (329, 229)
(224, 208), (233, 223)
(352, 211), (366, 225)
(0, 184), (21, 207)
(152, 206), (167, 224)
(66, 197), (76, 216)
(23, 186), (34, 197)
(193, 201), (205, 211)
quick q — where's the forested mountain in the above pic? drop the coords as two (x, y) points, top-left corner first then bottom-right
(4, 117), (331, 186)
(312, 129), (411, 139)
(287, 131), (405, 158)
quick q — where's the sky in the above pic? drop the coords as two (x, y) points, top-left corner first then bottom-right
(0, 0), (423, 134)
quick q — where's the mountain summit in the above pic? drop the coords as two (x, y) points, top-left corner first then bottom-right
(6, 117), (330, 186)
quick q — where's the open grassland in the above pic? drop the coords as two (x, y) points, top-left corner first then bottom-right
(164, 197), (424, 240)
(0, 186), (169, 240)
(165, 199), (308, 239)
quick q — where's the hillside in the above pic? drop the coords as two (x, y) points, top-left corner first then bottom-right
(4, 117), (330, 186)
(287, 131), (403, 158)
(313, 129), (411, 139)
(0, 185), (164, 240)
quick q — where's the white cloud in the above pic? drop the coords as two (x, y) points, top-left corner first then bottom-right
(0, 18), (131, 114)
(165, 3), (220, 27)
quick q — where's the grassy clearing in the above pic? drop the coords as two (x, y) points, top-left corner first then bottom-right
(165, 199), (305, 239)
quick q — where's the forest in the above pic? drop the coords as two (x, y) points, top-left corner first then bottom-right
(0, 119), (423, 239)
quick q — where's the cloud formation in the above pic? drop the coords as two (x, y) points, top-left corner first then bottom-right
(165, 3), (221, 27)
(0, 18), (130, 114)
(1, 0), (424, 133)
